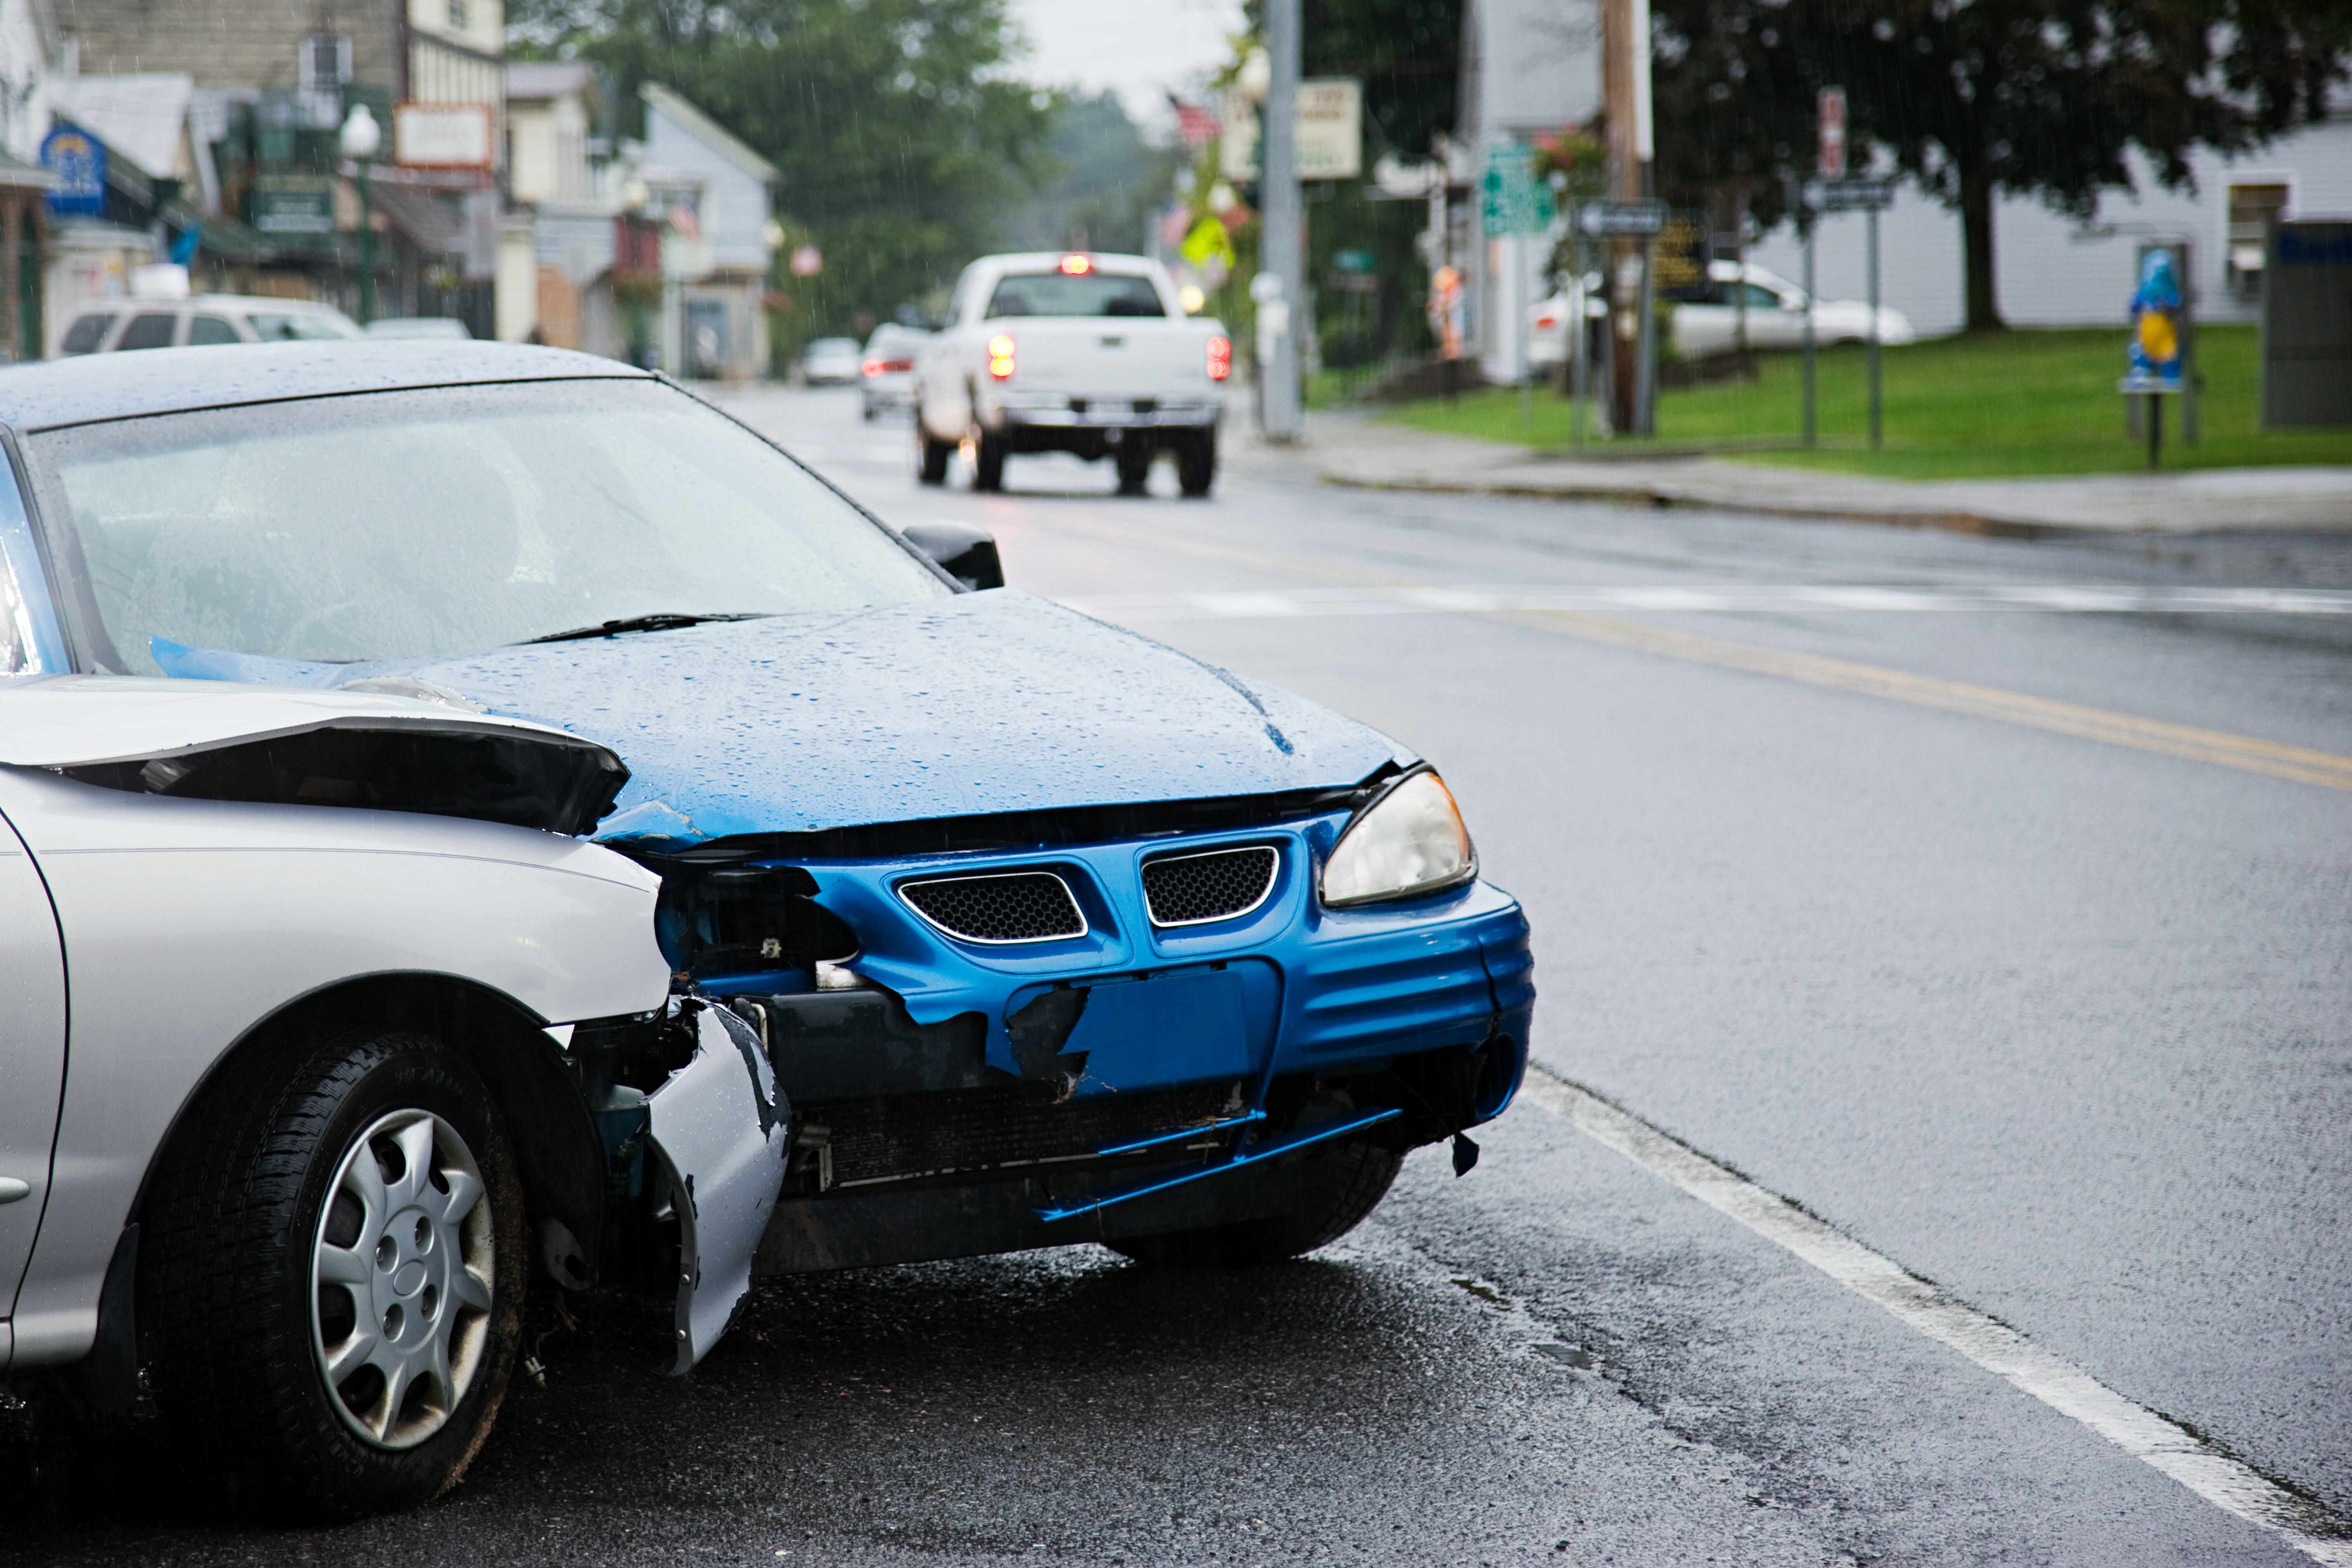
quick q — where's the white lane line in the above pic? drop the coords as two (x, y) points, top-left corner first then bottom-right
(1054, 584), (2352, 620)
(1518, 1066), (2352, 1565)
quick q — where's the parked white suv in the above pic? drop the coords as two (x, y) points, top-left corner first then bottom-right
(914, 252), (1230, 497)
(54, 295), (362, 357)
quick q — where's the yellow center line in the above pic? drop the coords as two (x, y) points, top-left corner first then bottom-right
(1021, 511), (2352, 794)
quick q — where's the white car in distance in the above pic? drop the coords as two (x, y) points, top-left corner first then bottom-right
(914, 252), (1231, 497)
(1528, 260), (1915, 366)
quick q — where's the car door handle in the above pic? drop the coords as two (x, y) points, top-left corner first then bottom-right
(0, 1176), (31, 1204)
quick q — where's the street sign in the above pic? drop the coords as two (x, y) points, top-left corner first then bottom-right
(394, 102), (493, 170)
(1296, 78), (1362, 180)
(1480, 142), (1554, 236)
(1655, 210), (1712, 301)
(40, 124), (104, 218)
(1818, 87), (1847, 180)
(1575, 198), (1667, 237)
(248, 175), (337, 246)
(1804, 177), (1894, 213)
(1220, 78), (1361, 182)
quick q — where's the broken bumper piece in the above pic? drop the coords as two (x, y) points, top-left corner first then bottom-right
(645, 1003), (790, 1373)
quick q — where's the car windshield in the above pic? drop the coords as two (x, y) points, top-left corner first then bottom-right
(985, 272), (1165, 318)
(24, 377), (952, 673)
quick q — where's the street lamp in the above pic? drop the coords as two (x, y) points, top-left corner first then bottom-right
(339, 104), (381, 326)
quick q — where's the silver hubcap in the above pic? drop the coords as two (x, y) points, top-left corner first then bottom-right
(309, 1109), (494, 1450)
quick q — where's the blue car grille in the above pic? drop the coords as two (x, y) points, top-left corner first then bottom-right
(899, 871), (1086, 943)
(1142, 845), (1279, 927)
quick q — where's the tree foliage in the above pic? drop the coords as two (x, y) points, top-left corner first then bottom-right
(1006, 91), (1185, 256)
(1651, 0), (2352, 329)
(1243, 0), (1463, 158)
(512, 0), (1055, 338)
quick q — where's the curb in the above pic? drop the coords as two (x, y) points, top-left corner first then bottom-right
(1317, 471), (2067, 539)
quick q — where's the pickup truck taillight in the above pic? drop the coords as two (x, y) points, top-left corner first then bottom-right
(864, 357), (913, 376)
(1206, 335), (1232, 381)
(987, 334), (1015, 380)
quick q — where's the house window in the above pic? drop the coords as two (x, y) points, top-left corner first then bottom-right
(298, 33), (352, 92)
(449, 0), (472, 28)
(2226, 182), (2291, 301)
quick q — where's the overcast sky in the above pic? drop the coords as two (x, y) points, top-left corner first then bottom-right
(1004, 0), (1246, 138)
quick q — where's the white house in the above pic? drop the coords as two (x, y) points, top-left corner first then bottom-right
(1746, 89), (2352, 337)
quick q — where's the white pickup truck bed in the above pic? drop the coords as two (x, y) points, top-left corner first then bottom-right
(914, 253), (1231, 496)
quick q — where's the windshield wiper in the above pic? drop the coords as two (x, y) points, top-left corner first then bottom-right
(522, 612), (775, 645)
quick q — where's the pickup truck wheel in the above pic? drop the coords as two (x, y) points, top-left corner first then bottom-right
(1113, 445), (1152, 495)
(1103, 1140), (1403, 1268)
(915, 422), (952, 485)
(973, 431), (1007, 492)
(139, 1028), (525, 1518)
(1175, 431), (1217, 498)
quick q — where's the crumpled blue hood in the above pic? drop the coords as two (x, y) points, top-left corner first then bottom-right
(161, 591), (1407, 848)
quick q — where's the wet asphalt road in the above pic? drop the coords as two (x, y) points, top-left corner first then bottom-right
(7, 387), (2348, 1566)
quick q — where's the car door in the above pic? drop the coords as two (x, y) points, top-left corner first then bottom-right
(0, 800), (66, 1331)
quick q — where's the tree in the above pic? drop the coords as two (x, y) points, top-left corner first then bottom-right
(1007, 92), (1186, 255)
(1651, 0), (2352, 330)
(512, 0), (1056, 338)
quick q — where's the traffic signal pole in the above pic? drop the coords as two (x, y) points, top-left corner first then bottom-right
(1259, 0), (1303, 443)
(1603, 0), (1655, 436)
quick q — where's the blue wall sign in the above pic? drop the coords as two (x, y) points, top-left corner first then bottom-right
(41, 124), (106, 218)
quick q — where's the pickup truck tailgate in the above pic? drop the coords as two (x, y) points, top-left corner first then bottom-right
(994, 321), (1207, 396)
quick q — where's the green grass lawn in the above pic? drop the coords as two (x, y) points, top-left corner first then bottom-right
(1371, 326), (2352, 479)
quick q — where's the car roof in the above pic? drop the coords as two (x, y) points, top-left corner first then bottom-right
(0, 339), (654, 433)
(66, 294), (349, 314)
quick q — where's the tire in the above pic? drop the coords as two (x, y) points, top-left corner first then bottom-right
(1113, 444), (1153, 495)
(915, 419), (952, 486)
(1105, 1139), (1403, 1268)
(973, 430), (1007, 492)
(1175, 430), (1217, 498)
(139, 1027), (526, 1518)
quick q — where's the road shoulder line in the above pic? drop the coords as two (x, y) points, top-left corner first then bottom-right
(1518, 1065), (2352, 1565)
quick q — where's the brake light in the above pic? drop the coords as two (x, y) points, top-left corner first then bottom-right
(1059, 253), (1092, 275)
(880, 357), (914, 373)
(861, 357), (883, 377)
(987, 333), (1015, 379)
(1206, 334), (1232, 381)
(1535, 312), (1559, 330)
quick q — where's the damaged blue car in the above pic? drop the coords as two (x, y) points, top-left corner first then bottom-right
(0, 344), (1531, 1351)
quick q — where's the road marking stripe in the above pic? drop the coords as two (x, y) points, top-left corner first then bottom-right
(1518, 1067), (2352, 1564)
(1059, 585), (2352, 617)
(1484, 606), (2352, 792)
(1026, 514), (2352, 792)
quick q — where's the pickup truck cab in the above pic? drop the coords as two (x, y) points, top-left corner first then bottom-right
(914, 252), (1231, 497)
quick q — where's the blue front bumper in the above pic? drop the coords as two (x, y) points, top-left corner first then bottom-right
(696, 811), (1533, 1220)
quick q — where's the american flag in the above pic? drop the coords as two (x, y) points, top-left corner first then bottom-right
(1169, 94), (1219, 148)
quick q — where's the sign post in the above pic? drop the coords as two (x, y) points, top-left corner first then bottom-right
(2120, 243), (2189, 467)
(1799, 175), (1895, 449)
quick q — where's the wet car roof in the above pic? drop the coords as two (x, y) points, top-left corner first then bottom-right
(0, 340), (652, 433)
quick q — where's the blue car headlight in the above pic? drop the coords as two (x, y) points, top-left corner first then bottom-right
(1320, 770), (1477, 908)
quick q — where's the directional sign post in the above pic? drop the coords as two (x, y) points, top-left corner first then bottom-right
(1797, 177), (1897, 448)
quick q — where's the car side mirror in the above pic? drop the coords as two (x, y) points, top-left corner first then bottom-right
(901, 521), (1004, 591)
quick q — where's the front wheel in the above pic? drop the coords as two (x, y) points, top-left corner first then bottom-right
(1175, 430), (1217, 498)
(139, 1028), (525, 1517)
(1105, 1139), (1403, 1268)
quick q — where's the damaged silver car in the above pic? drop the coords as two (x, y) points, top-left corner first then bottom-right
(0, 679), (791, 1514)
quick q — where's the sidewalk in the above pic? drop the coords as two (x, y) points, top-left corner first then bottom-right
(1259, 411), (2352, 538)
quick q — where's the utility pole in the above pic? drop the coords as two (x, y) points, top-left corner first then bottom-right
(1259, 0), (1303, 442)
(1602, 0), (1654, 436)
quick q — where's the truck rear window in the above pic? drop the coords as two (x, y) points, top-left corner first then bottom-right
(985, 273), (1166, 319)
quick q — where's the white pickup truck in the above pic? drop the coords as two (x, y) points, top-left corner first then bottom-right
(913, 252), (1232, 497)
